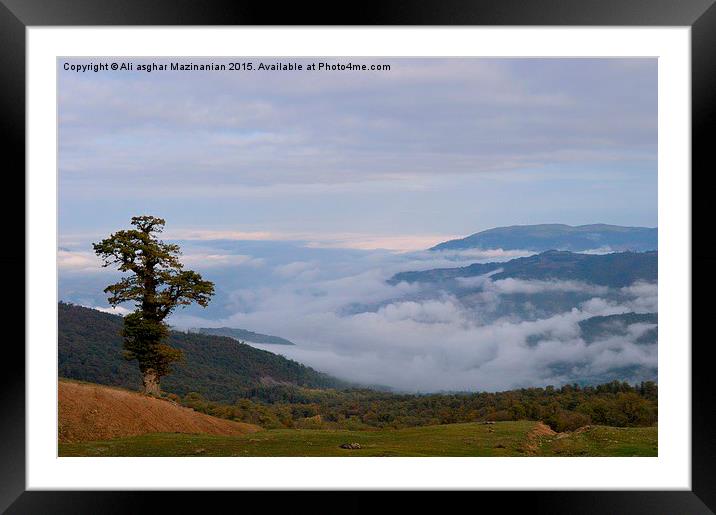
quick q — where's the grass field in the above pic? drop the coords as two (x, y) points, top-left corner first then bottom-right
(59, 421), (657, 457)
(538, 425), (658, 457)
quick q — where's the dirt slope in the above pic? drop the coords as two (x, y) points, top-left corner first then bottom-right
(59, 380), (261, 443)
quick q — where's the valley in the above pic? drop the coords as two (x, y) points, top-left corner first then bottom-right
(58, 223), (660, 457)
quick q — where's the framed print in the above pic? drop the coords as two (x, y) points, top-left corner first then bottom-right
(3, 0), (715, 512)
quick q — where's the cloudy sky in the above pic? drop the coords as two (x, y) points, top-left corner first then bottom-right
(59, 57), (657, 247)
(58, 57), (658, 391)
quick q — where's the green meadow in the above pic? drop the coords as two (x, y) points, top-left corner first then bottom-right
(59, 421), (657, 458)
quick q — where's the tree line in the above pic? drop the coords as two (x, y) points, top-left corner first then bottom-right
(175, 380), (657, 432)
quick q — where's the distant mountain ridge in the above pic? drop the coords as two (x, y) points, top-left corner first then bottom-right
(390, 250), (657, 288)
(431, 224), (657, 253)
(192, 327), (295, 345)
(58, 303), (347, 403)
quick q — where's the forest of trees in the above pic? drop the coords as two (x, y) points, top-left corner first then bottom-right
(58, 302), (348, 401)
(176, 380), (657, 433)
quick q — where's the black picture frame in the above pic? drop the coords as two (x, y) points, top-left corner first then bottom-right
(2, 0), (714, 512)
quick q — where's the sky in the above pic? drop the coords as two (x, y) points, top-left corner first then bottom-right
(59, 57), (657, 248)
(58, 57), (658, 391)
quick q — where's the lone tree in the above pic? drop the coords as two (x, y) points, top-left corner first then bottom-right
(93, 216), (215, 395)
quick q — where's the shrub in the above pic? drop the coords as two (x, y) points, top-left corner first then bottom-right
(544, 410), (591, 432)
(486, 409), (513, 422)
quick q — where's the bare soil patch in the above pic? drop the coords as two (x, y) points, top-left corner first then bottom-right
(521, 421), (558, 454)
(58, 380), (261, 443)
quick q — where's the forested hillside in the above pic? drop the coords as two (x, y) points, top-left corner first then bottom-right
(185, 380), (658, 432)
(58, 302), (347, 402)
(390, 250), (657, 287)
(194, 327), (295, 345)
(579, 313), (658, 344)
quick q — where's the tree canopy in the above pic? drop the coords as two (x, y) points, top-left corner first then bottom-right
(93, 216), (215, 394)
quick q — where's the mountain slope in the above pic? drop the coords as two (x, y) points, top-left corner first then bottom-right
(59, 379), (261, 443)
(193, 327), (295, 345)
(58, 302), (347, 403)
(390, 250), (657, 288)
(431, 224), (657, 253)
(579, 313), (658, 344)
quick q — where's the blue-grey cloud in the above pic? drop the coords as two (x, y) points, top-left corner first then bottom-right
(59, 237), (657, 391)
(58, 57), (657, 237)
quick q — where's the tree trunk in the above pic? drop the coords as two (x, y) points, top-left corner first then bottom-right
(142, 369), (161, 396)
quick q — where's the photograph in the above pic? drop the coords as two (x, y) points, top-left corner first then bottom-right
(57, 56), (659, 458)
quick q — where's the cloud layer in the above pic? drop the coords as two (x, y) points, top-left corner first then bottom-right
(59, 235), (658, 392)
(55, 239), (654, 392)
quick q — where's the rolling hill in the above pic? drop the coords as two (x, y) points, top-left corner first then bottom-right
(58, 302), (347, 403)
(390, 250), (657, 288)
(59, 379), (261, 443)
(430, 224), (657, 253)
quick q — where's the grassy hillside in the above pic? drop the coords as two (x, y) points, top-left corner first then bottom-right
(58, 421), (657, 457)
(58, 302), (347, 403)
